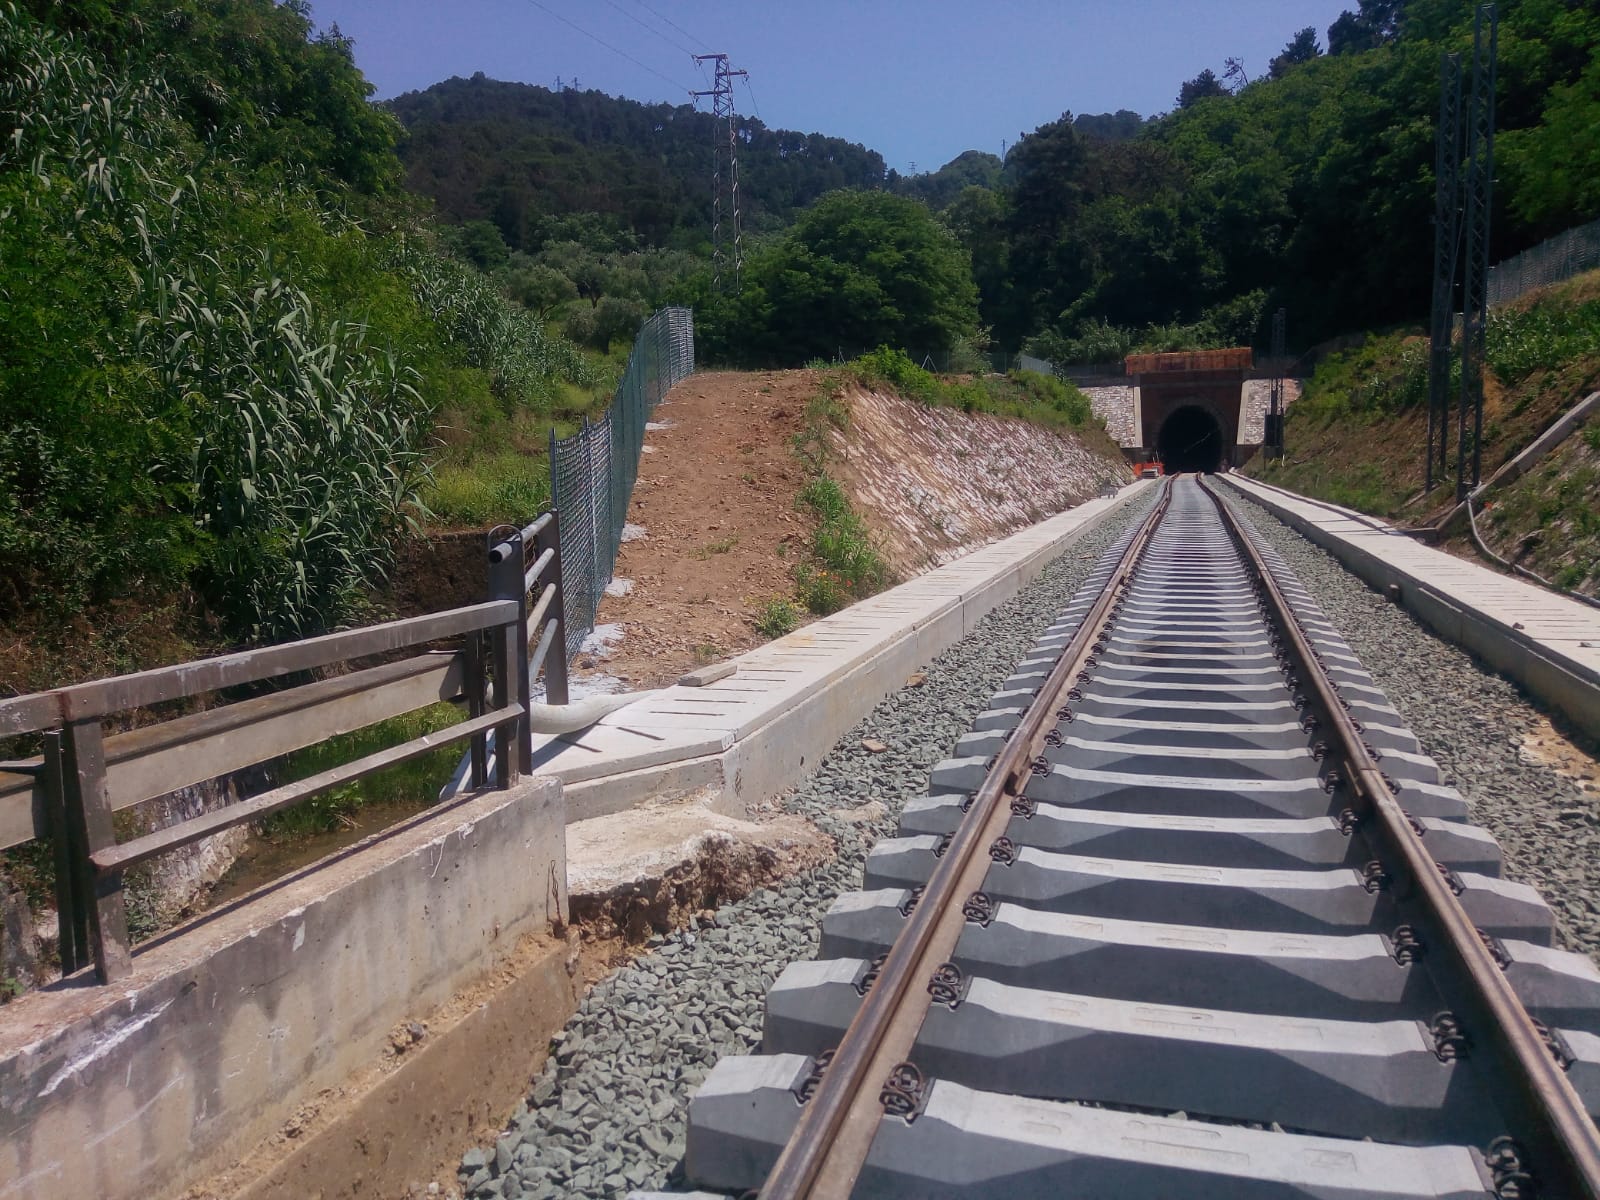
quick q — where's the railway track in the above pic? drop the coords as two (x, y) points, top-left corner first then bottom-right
(679, 475), (1600, 1199)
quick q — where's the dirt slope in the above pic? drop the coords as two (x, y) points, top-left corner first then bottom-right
(582, 370), (1130, 688)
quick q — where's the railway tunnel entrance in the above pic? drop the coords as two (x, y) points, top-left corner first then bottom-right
(1157, 404), (1225, 473)
(1127, 348), (1252, 471)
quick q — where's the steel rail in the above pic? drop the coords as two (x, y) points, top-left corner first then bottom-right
(758, 480), (1174, 1199)
(1202, 475), (1600, 1199)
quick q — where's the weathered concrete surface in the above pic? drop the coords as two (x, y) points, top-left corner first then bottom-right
(535, 484), (1156, 825)
(567, 790), (831, 942)
(1084, 379), (1303, 451)
(224, 932), (578, 1200)
(0, 777), (566, 1200)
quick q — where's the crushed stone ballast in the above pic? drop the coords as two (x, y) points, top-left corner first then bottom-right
(677, 476), (1600, 1199)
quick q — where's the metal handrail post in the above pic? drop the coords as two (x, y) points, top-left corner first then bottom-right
(535, 512), (571, 709)
(61, 718), (132, 982)
(486, 530), (528, 787)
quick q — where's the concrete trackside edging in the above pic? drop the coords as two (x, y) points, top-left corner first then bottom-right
(0, 776), (567, 1200)
(533, 482), (1155, 823)
(1223, 474), (1600, 742)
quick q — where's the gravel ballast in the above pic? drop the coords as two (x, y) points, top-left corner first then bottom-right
(452, 499), (1152, 1200)
(454, 487), (1600, 1200)
(1228, 493), (1600, 959)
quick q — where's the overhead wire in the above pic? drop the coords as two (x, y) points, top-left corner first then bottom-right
(596, 0), (699, 58)
(524, 0), (695, 97)
(630, 0), (708, 51)
(739, 74), (762, 121)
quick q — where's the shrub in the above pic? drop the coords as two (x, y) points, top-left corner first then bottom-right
(753, 597), (800, 638)
(794, 476), (891, 613)
(1486, 300), (1600, 384)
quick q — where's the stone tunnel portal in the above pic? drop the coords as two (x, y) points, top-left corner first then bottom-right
(1157, 405), (1225, 474)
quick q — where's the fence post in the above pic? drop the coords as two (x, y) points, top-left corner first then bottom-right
(60, 719), (132, 983)
(40, 730), (91, 975)
(486, 530), (527, 787)
(535, 511), (570, 708)
(464, 626), (489, 791)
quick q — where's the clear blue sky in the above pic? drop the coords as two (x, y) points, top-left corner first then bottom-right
(307, 1), (1354, 173)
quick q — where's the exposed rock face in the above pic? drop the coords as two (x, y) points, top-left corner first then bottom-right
(127, 778), (252, 933)
(828, 387), (1130, 577)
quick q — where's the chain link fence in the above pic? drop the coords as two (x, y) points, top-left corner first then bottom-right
(549, 307), (694, 660)
(1488, 217), (1600, 308)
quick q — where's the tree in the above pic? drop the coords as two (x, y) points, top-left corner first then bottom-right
(716, 191), (978, 364)
(1270, 27), (1323, 78)
(1178, 69), (1229, 109)
(1329, 1), (1405, 55)
(503, 263), (576, 318)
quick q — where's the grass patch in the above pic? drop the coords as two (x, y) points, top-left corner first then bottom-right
(260, 702), (465, 838)
(793, 477), (891, 614)
(693, 535), (740, 558)
(753, 596), (800, 638)
(846, 347), (1098, 430)
(424, 453), (552, 528)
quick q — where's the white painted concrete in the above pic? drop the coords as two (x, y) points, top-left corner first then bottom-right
(534, 483), (1155, 822)
(1223, 474), (1600, 741)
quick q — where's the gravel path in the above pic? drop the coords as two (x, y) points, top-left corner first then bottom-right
(1228, 493), (1600, 961)
(452, 500), (1150, 1200)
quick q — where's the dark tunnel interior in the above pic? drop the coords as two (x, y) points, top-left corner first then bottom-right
(1157, 405), (1225, 473)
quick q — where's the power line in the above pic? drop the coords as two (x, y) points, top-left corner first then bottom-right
(524, 0), (695, 97)
(631, 0), (708, 51)
(740, 73), (762, 122)
(596, 0), (699, 58)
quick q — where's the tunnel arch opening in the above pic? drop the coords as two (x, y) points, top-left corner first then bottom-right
(1157, 404), (1225, 473)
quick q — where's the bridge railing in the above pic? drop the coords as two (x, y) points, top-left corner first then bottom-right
(0, 512), (570, 985)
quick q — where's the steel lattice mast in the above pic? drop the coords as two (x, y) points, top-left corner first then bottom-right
(1426, 51), (1463, 494)
(692, 53), (748, 294)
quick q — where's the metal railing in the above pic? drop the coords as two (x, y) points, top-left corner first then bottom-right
(550, 307), (694, 660)
(0, 512), (569, 985)
(1488, 217), (1600, 308)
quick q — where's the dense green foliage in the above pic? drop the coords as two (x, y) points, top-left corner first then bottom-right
(984, 0), (1600, 355)
(792, 476), (891, 615)
(699, 192), (979, 364)
(0, 4), (592, 641)
(389, 74), (890, 251)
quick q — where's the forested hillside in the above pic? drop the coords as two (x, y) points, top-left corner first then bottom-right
(388, 0), (1598, 367)
(989, 0), (1600, 354)
(3, 0), (1597, 674)
(389, 75), (891, 250)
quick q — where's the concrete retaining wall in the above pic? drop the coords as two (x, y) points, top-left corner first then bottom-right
(0, 777), (566, 1200)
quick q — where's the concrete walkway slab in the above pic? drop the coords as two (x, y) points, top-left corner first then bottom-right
(1223, 474), (1600, 741)
(538, 484), (1154, 823)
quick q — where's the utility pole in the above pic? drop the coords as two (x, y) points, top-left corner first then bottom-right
(692, 53), (748, 294)
(1266, 307), (1286, 460)
(1426, 51), (1463, 494)
(1456, 5), (1497, 499)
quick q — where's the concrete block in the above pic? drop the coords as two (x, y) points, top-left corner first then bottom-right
(0, 777), (566, 1200)
(686, 1063), (1492, 1198)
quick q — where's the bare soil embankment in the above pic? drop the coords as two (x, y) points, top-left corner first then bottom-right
(582, 369), (1130, 689)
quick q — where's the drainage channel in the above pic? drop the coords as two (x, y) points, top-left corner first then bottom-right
(665, 475), (1600, 1199)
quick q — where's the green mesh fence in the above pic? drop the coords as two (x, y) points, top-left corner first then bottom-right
(1488, 218), (1600, 308)
(549, 307), (695, 660)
